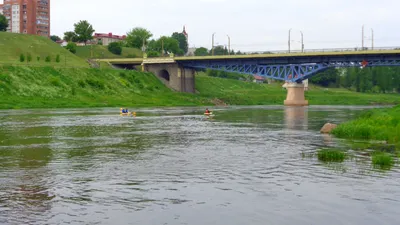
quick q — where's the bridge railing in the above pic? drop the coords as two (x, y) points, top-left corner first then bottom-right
(242, 46), (400, 55)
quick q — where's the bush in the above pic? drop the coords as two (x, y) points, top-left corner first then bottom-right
(108, 42), (122, 55)
(27, 53), (32, 62)
(85, 79), (105, 90)
(45, 55), (51, 62)
(78, 80), (86, 88)
(147, 51), (160, 58)
(65, 42), (77, 54)
(36, 56), (40, 62)
(19, 53), (25, 62)
(56, 54), (61, 63)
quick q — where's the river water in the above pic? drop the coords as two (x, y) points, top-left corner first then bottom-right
(0, 106), (399, 225)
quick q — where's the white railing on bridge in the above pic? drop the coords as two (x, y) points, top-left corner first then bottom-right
(242, 46), (400, 55)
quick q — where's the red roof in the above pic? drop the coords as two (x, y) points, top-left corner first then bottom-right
(253, 75), (264, 80)
(94, 33), (126, 40)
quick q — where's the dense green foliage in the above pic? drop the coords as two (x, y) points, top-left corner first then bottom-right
(0, 32), (88, 67)
(50, 35), (61, 42)
(0, 14), (7, 31)
(73, 20), (95, 45)
(317, 149), (346, 162)
(147, 36), (182, 56)
(126, 27), (153, 49)
(63, 31), (77, 42)
(310, 67), (400, 93)
(66, 42), (77, 54)
(332, 105), (400, 145)
(194, 47), (209, 56)
(107, 42), (123, 55)
(171, 32), (188, 54)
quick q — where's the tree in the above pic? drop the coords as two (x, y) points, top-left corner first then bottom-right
(27, 53), (32, 62)
(194, 47), (209, 56)
(171, 32), (188, 54)
(73, 20), (95, 45)
(126, 27), (152, 49)
(0, 14), (8, 31)
(108, 42), (122, 55)
(63, 31), (77, 42)
(210, 46), (228, 55)
(56, 54), (61, 63)
(19, 54), (25, 62)
(146, 36), (181, 56)
(45, 55), (51, 62)
(65, 42), (77, 54)
(50, 35), (61, 42)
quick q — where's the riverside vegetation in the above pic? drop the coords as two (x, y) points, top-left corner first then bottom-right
(332, 105), (400, 169)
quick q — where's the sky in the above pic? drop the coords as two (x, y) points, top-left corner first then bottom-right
(2, 0), (399, 52)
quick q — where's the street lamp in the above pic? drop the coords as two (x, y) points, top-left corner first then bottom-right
(212, 33), (216, 56)
(371, 28), (374, 50)
(288, 28), (292, 53)
(227, 35), (231, 55)
(300, 31), (304, 52)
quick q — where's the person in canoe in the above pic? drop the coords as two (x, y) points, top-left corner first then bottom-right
(205, 108), (211, 114)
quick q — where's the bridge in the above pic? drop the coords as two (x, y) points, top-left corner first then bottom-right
(97, 48), (400, 106)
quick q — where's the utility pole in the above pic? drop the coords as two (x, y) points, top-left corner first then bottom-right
(212, 33), (215, 56)
(371, 28), (374, 50)
(300, 31), (304, 52)
(227, 35), (231, 55)
(161, 39), (164, 56)
(288, 28), (292, 53)
(362, 25), (364, 50)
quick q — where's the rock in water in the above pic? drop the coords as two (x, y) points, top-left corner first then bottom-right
(320, 123), (338, 133)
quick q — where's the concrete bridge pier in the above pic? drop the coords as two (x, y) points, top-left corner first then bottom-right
(284, 83), (309, 106)
(144, 63), (195, 93)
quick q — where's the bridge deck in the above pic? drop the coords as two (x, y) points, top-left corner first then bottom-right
(96, 49), (400, 65)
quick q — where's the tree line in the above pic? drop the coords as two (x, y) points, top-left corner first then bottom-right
(310, 67), (400, 93)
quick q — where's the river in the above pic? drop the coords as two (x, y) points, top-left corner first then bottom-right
(0, 106), (399, 225)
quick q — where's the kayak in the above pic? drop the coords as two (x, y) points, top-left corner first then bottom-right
(204, 112), (214, 116)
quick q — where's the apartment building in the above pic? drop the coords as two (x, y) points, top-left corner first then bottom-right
(0, 0), (50, 37)
(0, 4), (4, 15)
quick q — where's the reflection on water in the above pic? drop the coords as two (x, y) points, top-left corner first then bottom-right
(0, 106), (399, 225)
(284, 106), (308, 130)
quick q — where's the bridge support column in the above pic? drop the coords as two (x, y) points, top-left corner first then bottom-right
(284, 83), (309, 106)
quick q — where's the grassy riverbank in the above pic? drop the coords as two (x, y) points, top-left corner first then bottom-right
(1, 66), (400, 109)
(332, 105), (400, 169)
(195, 75), (400, 105)
(0, 66), (207, 109)
(332, 105), (400, 146)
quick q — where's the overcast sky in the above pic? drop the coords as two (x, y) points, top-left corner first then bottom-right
(2, 0), (399, 52)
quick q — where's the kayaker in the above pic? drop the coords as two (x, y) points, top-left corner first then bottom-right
(205, 108), (211, 114)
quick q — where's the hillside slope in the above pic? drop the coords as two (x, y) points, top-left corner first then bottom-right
(0, 32), (88, 67)
(0, 66), (205, 109)
(76, 45), (143, 59)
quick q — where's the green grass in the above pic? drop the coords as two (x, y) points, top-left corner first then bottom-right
(0, 65), (209, 109)
(372, 152), (394, 169)
(317, 148), (346, 162)
(75, 45), (143, 59)
(332, 105), (400, 143)
(0, 32), (89, 68)
(195, 74), (400, 106)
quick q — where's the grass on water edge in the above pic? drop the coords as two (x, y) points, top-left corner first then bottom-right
(332, 105), (400, 146)
(372, 152), (394, 170)
(0, 32), (89, 68)
(317, 148), (347, 162)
